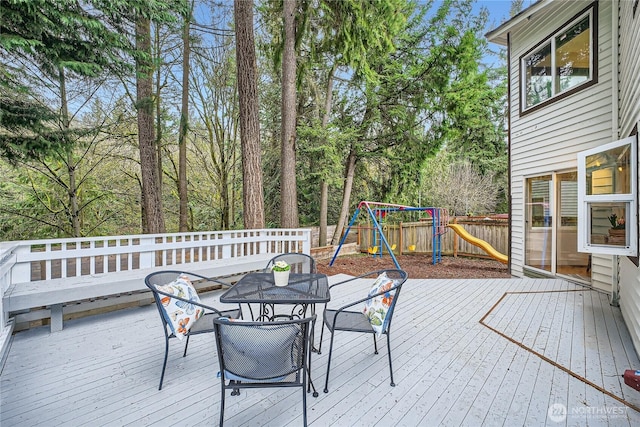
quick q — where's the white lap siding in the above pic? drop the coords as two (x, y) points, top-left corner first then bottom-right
(618, 0), (640, 356)
(507, 0), (614, 290)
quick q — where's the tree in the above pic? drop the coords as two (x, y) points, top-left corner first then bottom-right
(423, 156), (498, 216)
(327, 1), (438, 243)
(510, 0), (525, 17)
(322, 0), (509, 241)
(280, 0), (298, 227)
(0, 0), (129, 161)
(177, 1), (194, 231)
(93, 1), (183, 234)
(189, 29), (242, 230)
(135, 16), (166, 234)
(0, 97), (140, 239)
(436, 5), (508, 211)
(234, 0), (265, 229)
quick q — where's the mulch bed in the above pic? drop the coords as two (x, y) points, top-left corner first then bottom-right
(316, 253), (511, 279)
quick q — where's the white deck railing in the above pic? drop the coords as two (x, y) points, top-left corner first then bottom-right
(8, 229), (310, 283)
(0, 229), (311, 341)
(0, 243), (16, 360)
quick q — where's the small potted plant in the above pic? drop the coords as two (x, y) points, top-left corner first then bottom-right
(271, 260), (291, 286)
(608, 213), (626, 244)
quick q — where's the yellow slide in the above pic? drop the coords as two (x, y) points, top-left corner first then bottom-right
(447, 224), (508, 264)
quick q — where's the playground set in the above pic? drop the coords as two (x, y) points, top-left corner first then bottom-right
(329, 201), (449, 270)
(329, 201), (508, 271)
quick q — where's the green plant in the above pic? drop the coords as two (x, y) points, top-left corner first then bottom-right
(271, 261), (291, 272)
(608, 213), (625, 230)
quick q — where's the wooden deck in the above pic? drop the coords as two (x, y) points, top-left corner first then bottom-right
(2, 276), (640, 426)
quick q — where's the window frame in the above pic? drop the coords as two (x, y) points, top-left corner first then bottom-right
(577, 135), (638, 256)
(519, 3), (598, 115)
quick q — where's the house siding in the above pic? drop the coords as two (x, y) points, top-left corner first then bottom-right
(617, 0), (640, 356)
(507, 0), (614, 290)
(618, 0), (640, 137)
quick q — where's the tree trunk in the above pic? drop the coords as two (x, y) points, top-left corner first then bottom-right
(136, 16), (165, 234)
(280, 0), (298, 228)
(231, 133), (238, 227)
(319, 181), (328, 246)
(319, 66), (335, 247)
(154, 26), (163, 193)
(234, 0), (264, 229)
(58, 67), (81, 237)
(221, 168), (230, 229)
(178, 3), (192, 232)
(331, 149), (357, 245)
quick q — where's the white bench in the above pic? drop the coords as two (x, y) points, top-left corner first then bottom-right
(4, 254), (274, 332)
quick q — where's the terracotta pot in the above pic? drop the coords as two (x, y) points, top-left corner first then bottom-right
(608, 228), (626, 245)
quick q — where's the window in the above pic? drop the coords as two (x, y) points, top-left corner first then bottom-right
(577, 136), (638, 256)
(521, 5), (596, 112)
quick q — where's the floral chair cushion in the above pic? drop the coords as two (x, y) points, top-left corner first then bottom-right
(362, 272), (397, 336)
(155, 274), (205, 340)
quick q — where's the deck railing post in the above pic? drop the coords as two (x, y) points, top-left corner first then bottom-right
(138, 235), (156, 269)
(11, 246), (31, 283)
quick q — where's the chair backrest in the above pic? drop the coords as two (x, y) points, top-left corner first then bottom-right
(213, 316), (315, 382)
(145, 271), (186, 334)
(265, 253), (317, 274)
(144, 270), (214, 336)
(369, 269), (408, 334)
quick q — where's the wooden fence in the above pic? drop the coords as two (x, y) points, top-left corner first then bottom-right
(356, 216), (508, 260)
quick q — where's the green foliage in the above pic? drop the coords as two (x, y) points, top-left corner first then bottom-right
(317, 0), (408, 84)
(0, 0), (510, 240)
(1, 0), (129, 77)
(0, 0), (182, 162)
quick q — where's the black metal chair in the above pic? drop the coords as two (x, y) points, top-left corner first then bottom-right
(318, 269), (408, 393)
(264, 253), (317, 274)
(145, 270), (241, 390)
(213, 315), (316, 427)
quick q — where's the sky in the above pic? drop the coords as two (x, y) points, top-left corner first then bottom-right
(475, 0), (516, 31)
(475, 0), (540, 33)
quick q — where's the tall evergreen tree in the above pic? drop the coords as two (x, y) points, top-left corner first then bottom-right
(0, 0), (129, 161)
(280, 0), (299, 228)
(177, 1), (194, 232)
(235, 0), (265, 229)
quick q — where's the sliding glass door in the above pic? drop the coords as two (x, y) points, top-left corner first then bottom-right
(525, 172), (591, 282)
(525, 176), (553, 272)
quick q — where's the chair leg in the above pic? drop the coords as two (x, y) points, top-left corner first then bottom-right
(317, 322), (325, 354)
(302, 383), (308, 427)
(323, 330), (336, 393)
(386, 332), (395, 387)
(230, 380), (241, 396)
(159, 336), (169, 391)
(183, 334), (191, 357)
(220, 383), (226, 426)
(373, 334), (378, 354)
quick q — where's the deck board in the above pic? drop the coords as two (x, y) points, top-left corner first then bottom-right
(2, 276), (640, 426)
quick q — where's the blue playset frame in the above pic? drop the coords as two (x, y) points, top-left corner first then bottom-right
(329, 201), (449, 270)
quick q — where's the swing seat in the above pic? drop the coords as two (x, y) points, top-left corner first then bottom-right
(368, 246), (379, 255)
(408, 245), (416, 251)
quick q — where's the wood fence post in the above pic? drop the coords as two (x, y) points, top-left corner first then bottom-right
(453, 217), (458, 258)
